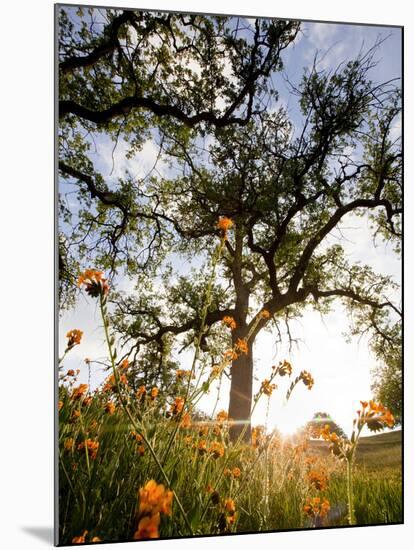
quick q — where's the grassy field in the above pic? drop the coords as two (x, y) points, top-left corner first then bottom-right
(308, 431), (402, 526)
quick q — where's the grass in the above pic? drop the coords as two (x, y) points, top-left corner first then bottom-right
(57, 264), (402, 544)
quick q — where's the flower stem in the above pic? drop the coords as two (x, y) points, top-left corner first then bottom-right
(98, 294), (194, 536)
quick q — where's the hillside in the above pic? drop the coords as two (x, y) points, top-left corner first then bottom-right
(308, 430), (402, 471)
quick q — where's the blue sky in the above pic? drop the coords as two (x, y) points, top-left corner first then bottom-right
(59, 12), (401, 436)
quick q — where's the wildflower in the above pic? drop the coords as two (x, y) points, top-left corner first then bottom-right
(105, 402), (116, 415)
(300, 370), (314, 390)
(137, 444), (145, 456)
(77, 439), (99, 460)
(224, 498), (236, 514)
(261, 378), (277, 396)
(133, 513), (160, 540)
(78, 269), (110, 297)
(222, 316), (237, 330)
(91, 537), (102, 543)
(138, 480), (173, 517)
(72, 530), (88, 543)
(197, 440), (208, 455)
(360, 400), (395, 431)
(82, 396), (93, 407)
(235, 338), (248, 355)
(184, 435), (193, 446)
(103, 373), (128, 393)
(251, 425), (265, 449)
(170, 397), (185, 416)
(278, 360), (292, 377)
(180, 412), (191, 429)
(67, 369), (75, 376)
(209, 441), (225, 459)
(58, 400), (63, 412)
(175, 369), (192, 380)
(307, 469), (328, 491)
(136, 385), (147, 399)
(150, 387), (159, 400)
(232, 467), (241, 478)
(131, 431), (143, 443)
(303, 497), (330, 519)
(260, 309), (271, 319)
(198, 425), (209, 436)
(66, 329), (83, 350)
(217, 216), (233, 235)
(216, 410), (229, 423)
(119, 359), (129, 370)
(64, 438), (74, 452)
(71, 410), (81, 421)
(205, 484), (214, 493)
(71, 384), (89, 400)
(223, 349), (238, 361)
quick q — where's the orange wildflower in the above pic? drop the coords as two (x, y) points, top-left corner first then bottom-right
(119, 359), (129, 370)
(209, 441), (225, 459)
(136, 385), (147, 399)
(232, 467), (241, 478)
(278, 360), (293, 377)
(180, 412), (191, 429)
(150, 387), (159, 400)
(138, 480), (173, 517)
(235, 338), (248, 355)
(217, 216), (233, 232)
(170, 397), (185, 416)
(222, 316), (237, 330)
(72, 530), (88, 543)
(67, 369), (75, 376)
(71, 384), (89, 400)
(261, 378), (277, 396)
(137, 444), (145, 456)
(307, 469), (328, 491)
(197, 440), (208, 455)
(91, 537), (102, 542)
(105, 402), (116, 415)
(133, 514), (160, 540)
(66, 329), (83, 350)
(260, 309), (271, 319)
(300, 370), (314, 390)
(78, 269), (109, 297)
(223, 349), (238, 361)
(303, 497), (330, 519)
(64, 438), (74, 452)
(224, 498), (236, 514)
(77, 439), (99, 460)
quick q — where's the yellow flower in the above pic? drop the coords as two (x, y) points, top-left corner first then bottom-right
(66, 329), (83, 349)
(222, 316), (237, 330)
(232, 467), (241, 478)
(133, 513), (160, 540)
(78, 269), (109, 297)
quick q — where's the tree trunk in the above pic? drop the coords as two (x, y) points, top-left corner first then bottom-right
(228, 328), (254, 442)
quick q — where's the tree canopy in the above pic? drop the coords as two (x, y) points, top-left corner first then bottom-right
(58, 6), (402, 439)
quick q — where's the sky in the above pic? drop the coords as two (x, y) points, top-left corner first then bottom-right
(59, 11), (402, 437)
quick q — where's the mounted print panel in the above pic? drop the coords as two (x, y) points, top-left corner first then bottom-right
(56, 3), (403, 545)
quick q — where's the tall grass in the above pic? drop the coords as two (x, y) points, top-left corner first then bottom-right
(58, 221), (402, 544)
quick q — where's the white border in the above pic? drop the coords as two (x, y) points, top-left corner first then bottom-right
(1, 1), (411, 549)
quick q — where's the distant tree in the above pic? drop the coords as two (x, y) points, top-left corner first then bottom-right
(305, 412), (348, 439)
